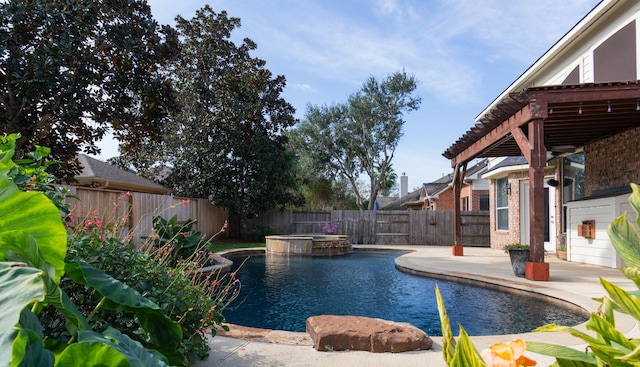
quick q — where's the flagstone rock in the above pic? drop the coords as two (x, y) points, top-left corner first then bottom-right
(306, 315), (433, 353)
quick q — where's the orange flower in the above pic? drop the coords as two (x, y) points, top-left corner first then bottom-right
(481, 338), (536, 367)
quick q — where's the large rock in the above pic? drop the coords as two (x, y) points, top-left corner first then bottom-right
(306, 315), (433, 353)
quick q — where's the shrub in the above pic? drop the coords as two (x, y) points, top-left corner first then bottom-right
(242, 225), (275, 243)
(58, 212), (239, 365)
(1, 134), (181, 366)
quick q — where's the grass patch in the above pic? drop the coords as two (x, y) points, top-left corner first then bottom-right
(209, 242), (266, 253)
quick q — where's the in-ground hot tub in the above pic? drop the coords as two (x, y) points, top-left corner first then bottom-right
(265, 234), (352, 256)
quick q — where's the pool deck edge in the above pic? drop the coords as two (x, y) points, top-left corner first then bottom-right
(196, 245), (639, 367)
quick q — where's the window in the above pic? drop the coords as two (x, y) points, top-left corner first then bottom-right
(562, 152), (585, 232)
(594, 21), (636, 82)
(461, 197), (469, 211)
(496, 177), (509, 230)
(479, 194), (489, 211)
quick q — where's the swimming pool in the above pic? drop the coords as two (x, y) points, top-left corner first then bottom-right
(223, 251), (587, 336)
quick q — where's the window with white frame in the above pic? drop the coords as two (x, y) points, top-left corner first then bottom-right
(496, 177), (509, 230)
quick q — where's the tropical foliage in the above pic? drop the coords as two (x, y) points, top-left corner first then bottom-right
(0, 136), (181, 366)
(1, 134), (239, 366)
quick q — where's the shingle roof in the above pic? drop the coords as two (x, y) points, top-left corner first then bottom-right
(379, 188), (422, 210)
(76, 154), (170, 193)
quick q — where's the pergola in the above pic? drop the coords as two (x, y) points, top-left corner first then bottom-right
(442, 81), (640, 280)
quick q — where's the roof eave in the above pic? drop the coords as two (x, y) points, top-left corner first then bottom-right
(475, 0), (617, 121)
(482, 164), (530, 179)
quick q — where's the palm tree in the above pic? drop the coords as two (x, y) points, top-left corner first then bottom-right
(377, 163), (397, 197)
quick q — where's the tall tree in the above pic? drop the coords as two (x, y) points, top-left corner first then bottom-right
(149, 6), (302, 232)
(291, 71), (420, 210)
(0, 0), (179, 178)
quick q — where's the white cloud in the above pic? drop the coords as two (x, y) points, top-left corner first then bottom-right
(292, 83), (314, 92)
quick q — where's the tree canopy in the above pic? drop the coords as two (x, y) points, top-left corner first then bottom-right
(119, 6), (302, 231)
(289, 71), (420, 210)
(0, 0), (178, 178)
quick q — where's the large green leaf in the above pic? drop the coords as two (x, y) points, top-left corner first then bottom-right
(608, 214), (640, 269)
(0, 263), (46, 365)
(527, 341), (596, 365)
(45, 286), (89, 337)
(78, 328), (170, 367)
(555, 359), (598, 367)
(66, 260), (182, 349)
(586, 313), (633, 350)
(12, 309), (54, 367)
(601, 277), (640, 321)
(450, 326), (486, 367)
(0, 176), (67, 282)
(54, 341), (130, 367)
(0, 134), (19, 175)
(435, 284), (456, 364)
(621, 267), (640, 288)
(629, 183), (640, 228)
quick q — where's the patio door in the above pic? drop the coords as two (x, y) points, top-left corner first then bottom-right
(520, 180), (556, 252)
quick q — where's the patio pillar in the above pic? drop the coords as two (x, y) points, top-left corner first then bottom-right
(452, 163), (467, 256)
(526, 118), (549, 281)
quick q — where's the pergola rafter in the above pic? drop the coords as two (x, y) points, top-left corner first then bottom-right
(444, 81), (640, 281)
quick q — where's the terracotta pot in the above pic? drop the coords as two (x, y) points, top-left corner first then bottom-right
(508, 249), (529, 277)
(557, 250), (567, 261)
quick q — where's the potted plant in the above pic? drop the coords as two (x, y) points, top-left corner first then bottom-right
(556, 234), (567, 260)
(504, 243), (530, 277)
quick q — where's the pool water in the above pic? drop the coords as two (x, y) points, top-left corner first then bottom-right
(224, 251), (587, 336)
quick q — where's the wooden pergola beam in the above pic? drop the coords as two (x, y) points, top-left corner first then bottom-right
(451, 105), (534, 166)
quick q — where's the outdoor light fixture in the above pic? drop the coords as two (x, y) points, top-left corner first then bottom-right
(503, 183), (512, 196)
(578, 103), (582, 114)
(636, 99), (639, 111)
(607, 100), (611, 113)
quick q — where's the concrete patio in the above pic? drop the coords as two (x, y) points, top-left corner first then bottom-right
(194, 245), (638, 367)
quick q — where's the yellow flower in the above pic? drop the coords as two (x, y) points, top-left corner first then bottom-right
(481, 338), (537, 367)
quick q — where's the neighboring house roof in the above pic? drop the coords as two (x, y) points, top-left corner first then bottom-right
(380, 159), (489, 210)
(424, 175), (451, 198)
(379, 188), (421, 210)
(75, 154), (170, 194)
(466, 158), (489, 178)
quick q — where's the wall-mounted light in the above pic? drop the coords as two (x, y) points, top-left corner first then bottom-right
(503, 183), (511, 196)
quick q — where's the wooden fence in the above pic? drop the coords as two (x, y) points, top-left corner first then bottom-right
(62, 186), (229, 245)
(247, 210), (490, 246)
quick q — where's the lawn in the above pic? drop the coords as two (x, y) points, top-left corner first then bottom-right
(208, 242), (266, 253)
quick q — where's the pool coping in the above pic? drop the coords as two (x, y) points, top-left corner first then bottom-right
(213, 245), (639, 352)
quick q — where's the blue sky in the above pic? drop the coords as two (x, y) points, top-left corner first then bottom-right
(95, 0), (601, 192)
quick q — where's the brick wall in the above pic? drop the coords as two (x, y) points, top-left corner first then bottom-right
(585, 127), (640, 195)
(488, 171), (540, 249)
(435, 188), (455, 211)
(471, 189), (489, 211)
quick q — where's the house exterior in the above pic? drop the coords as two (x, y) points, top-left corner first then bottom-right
(381, 159), (490, 211)
(443, 0), (640, 278)
(75, 154), (170, 194)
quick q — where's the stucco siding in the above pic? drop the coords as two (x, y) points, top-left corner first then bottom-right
(529, 3), (640, 88)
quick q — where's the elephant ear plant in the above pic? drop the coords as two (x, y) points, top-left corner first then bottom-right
(437, 183), (640, 366)
(0, 134), (182, 366)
